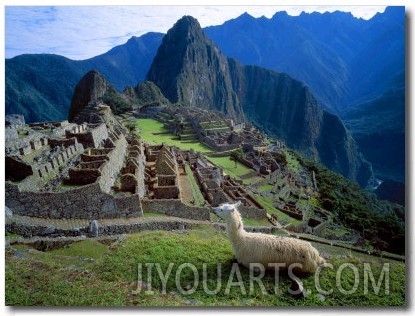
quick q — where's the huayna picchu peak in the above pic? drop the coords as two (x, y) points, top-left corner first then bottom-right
(146, 16), (244, 122)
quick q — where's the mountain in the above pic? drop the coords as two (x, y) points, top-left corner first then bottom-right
(5, 54), (85, 123)
(69, 70), (170, 122)
(204, 7), (405, 113)
(341, 70), (405, 182)
(5, 33), (163, 123)
(374, 179), (405, 206)
(146, 16), (373, 186)
(7, 7), (404, 121)
(203, 7), (405, 182)
(68, 70), (121, 121)
(146, 16), (244, 121)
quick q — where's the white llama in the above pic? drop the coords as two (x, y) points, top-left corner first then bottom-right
(213, 201), (326, 273)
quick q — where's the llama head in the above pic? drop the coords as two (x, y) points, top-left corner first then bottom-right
(212, 200), (241, 218)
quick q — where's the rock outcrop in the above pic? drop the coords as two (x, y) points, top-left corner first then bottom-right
(68, 70), (118, 122)
(146, 16), (244, 122)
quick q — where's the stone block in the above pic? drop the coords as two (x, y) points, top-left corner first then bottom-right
(88, 220), (99, 237)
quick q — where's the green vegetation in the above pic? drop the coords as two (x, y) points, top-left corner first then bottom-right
(185, 165), (206, 207)
(143, 212), (168, 218)
(258, 184), (274, 192)
(6, 226), (405, 306)
(101, 90), (132, 114)
(51, 239), (108, 260)
(295, 153), (405, 255)
(242, 217), (274, 227)
(285, 149), (300, 174)
(207, 156), (252, 181)
(251, 194), (302, 226)
(135, 118), (212, 153)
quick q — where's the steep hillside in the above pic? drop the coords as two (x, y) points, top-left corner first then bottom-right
(146, 16), (373, 186)
(204, 7), (405, 185)
(146, 16), (244, 121)
(341, 71), (405, 182)
(5, 54), (86, 123)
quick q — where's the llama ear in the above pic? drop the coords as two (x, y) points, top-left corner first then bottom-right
(234, 200), (241, 207)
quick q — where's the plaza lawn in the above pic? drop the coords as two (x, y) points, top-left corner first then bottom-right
(135, 118), (212, 153)
(207, 156), (252, 181)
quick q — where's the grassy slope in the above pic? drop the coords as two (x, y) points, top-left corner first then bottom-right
(5, 227), (405, 306)
(184, 165), (206, 207)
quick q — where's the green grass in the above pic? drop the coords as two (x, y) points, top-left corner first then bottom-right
(50, 239), (108, 259)
(5, 226), (405, 306)
(259, 184), (274, 192)
(285, 150), (300, 174)
(242, 217), (273, 227)
(251, 194), (302, 226)
(207, 156), (252, 181)
(135, 118), (212, 153)
(185, 164), (206, 207)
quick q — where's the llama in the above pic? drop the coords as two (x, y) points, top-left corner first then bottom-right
(213, 201), (326, 274)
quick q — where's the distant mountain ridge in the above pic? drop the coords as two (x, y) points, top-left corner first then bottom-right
(204, 7), (404, 113)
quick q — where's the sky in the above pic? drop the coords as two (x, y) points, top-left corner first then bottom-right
(2, 1), (394, 60)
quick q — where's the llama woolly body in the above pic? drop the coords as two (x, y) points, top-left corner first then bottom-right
(214, 201), (326, 273)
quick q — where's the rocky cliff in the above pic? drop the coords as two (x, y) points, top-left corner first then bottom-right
(146, 16), (373, 186)
(146, 16), (244, 122)
(68, 70), (117, 122)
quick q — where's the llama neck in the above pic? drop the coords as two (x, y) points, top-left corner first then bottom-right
(225, 210), (245, 242)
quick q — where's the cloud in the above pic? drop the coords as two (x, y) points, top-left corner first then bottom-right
(5, 5), (387, 60)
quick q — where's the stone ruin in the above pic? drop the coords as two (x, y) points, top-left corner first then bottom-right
(240, 145), (281, 176)
(144, 144), (180, 200)
(5, 103), (328, 238)
(4, 104), (219, 234)
(155, 107), (267, 152)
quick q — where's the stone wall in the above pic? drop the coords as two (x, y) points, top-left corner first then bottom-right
(5, 181), (143, 219)
(6, 218), (203, 238)
(48, 137), (79, 149)
(5, 156), (33, 181)
(141, 199), (210, 220)
(68, 135), (128, 190)
(10, 142), (84, 192)
(278, 207), (304, 220)
(65, 123), (109, 149)
(238, 205), (267, 219)
(98, 135), (128, 192)
(154, 186), (179, 199)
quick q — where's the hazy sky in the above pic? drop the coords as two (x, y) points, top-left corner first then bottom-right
(4, 3), (390, 60)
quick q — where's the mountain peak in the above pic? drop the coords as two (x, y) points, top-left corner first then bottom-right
(146, 15), (244, 120)
(169, 15), (203, 38)
(238, 12), (255, 20)
(68, 70), (115, 122)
